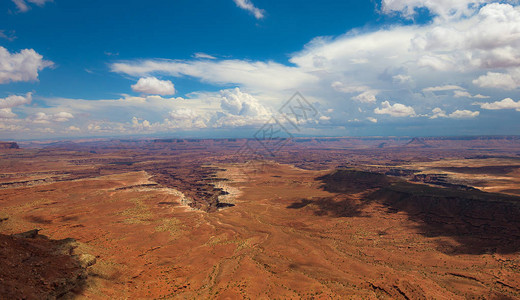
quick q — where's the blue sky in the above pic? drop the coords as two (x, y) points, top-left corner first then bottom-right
(1, 0), (520, 139)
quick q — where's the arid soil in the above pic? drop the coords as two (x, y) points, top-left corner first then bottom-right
(1, 137), (520, 299)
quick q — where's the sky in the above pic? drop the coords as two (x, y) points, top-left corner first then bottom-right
(1, 0), (520, 140)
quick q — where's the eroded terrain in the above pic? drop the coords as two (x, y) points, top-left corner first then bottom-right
(1, 137), (520, 299)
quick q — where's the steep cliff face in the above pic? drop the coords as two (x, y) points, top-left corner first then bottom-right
(0, 142), (19, 149)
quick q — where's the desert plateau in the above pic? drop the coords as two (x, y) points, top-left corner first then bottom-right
(1, 137), (519, 299)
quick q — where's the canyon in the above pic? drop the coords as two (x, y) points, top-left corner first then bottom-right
(1, 136), (519, 298)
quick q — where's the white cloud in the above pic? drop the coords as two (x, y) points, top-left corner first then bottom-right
(392, 74), (412, 84)
(30, 112), (51, 124)
(29, 88), (273, 133)
(12, 0), (29, 12)
(216, 88), (272, 127)
(421, 85), (490, 98)
(232, 0), (264, 19)
(374, 101), (416, 117)
(449, 109), (480, 118)
(430, 107), (481, 118)
(166, 108), (208, 129)
(293, 3), (520, 76)
(0, 108), (17, 119)
(331, 81), (378, 103)
(452, 90), (490, 98)
(367, 117), (378, 123)
(331, 81), (369, 93)
(220, 88), (269, 117)
(453, 90), (473, 98)
(381, 0), (518, 20)
(29, 111), (74, 123)
(109, 2), (520, 111)
(12, 0), (52, 12)
(52, 111), (74, 122)
(112, 59), (317, 92)
(0, 92), (32, 109)
(352, 90), (378, 103)
(422, 85), (464, 92)
(411, 4), (520, 70)
(193, 52), (216, 59)
(0, 119), (24, 131)
(476, 97), (520, 110)
(430, 107), (448, 119)
(472, 69), (520, 90)
(319, 115), (331, 121)
(131, 77), (175, 95)
(131, 117), (152, 131)
(0, 47), (53, 84)
(67, 125), (80, 132)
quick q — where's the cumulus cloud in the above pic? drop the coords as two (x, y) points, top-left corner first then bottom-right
(131, 117), (152, 131)
(374, 101), (416, 117)
(453, 90), (489, 98)
(232, 0), (264, 19)
(472, 69), (520, 90)
(293, 3), (520, 76)
(0, 92), (32, 109)
(380, 0), (475, 19)
(430, 107), (448, 119)
(29, 111), (74, 123)
(367, 117), (378, 123)
(411, 4), (520, 70)
(166, 108), (208, 129)
(449, 109), (480, 118)
(220, 88), (269, 117)
(453, 90), (473, 98)
(430, 107), (481, 119)
(381, 0), (518, 20)
(216, 88), (271, 127)
(110, 2), (520, 112)
(52, 111), (74, 122)
(352, 90), (378, 103)
(476, 97), (520, 110)
(131, 77), (175, 95)
(319, 115), (331, 121)
(0, 108), (17, 119)
(30, 112), (51, 124)
(0, 47), (53, 84)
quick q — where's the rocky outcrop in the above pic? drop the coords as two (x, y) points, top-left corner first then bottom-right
(0, 142), (19, 149)
(411, 173), (479, 191)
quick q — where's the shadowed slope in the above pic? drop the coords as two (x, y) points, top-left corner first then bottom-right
(0, 230), (94, 298)
(312, 169), (520, 254)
